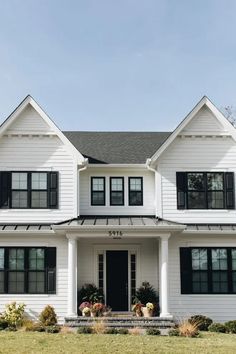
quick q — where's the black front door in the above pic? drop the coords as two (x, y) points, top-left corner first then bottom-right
(106, 251), (128, 311)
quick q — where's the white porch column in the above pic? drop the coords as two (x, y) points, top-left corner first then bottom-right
(67, 235), (78, 317)
(159, 234), (172, 318)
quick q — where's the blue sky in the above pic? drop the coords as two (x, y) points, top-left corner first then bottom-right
(0, 0), (236, 131)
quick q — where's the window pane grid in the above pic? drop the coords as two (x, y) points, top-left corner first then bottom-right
(91, 178), (105, 205)
(110, 178), (124, 205)
(129, 178), (143, 206)
(186, 172), (226, 209)
(190, 248), (236, 294)
(10, 172), (51, 209)
(0, 247), (52, 294)
(98, 254), (104, 291)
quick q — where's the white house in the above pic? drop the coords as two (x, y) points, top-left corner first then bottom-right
(0, 95), (236, 323)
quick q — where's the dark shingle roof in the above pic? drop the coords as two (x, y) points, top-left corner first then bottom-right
(63, 131), (171, 164)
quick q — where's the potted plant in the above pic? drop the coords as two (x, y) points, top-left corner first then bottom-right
(132, 302), (144, 317)
(79, 302), (91, 317)
(142, 302), (154, 317)
(133, 282), (159, 316)
(91, 303), (105, 317)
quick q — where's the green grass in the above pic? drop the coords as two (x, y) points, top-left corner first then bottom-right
(0, 331), (235, 354)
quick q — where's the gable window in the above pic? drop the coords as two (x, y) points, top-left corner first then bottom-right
(91, 177), (105, 206)
(0, 171), (58, 209)
(0, 247), (56, 294)
(110, 177), (124, 206)
(129, 177), (143, 206)
(180, 247), (236, 294)
(176, 172), (234, 209)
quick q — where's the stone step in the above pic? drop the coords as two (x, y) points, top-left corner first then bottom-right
(65, 316), (175, 329)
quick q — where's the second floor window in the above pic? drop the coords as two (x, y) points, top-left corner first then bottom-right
(176, 172), (234, 210)
(0, 171), (58, 209)
(129, 177), (143, 206)
(110, 177), (124, 206)
(91, 177), (105, 206)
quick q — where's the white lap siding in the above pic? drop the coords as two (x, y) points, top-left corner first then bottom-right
(0, 135), (76, 223)
(159, 136), (236, 223)
(169, 233), (236, 322)
(0, 234), (68, 323)
(79, 167), (155, 215)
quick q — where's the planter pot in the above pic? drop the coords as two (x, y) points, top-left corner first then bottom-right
(135, 311), (143, 317)
(82, 312), (90, 317)
(142, 307), (153, 317)
(91, 312), (97, 317)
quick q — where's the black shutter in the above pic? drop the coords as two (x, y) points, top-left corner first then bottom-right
(180, 248), (192, 294)
(48, 172), (58, 209)
(46, 247), (56, 294)
(0, 172), (11, 209)
(225, 172), (235, 209)
(176, 172), (187, 209)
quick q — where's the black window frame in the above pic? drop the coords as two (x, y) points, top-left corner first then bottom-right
(0, 171), (59, 209)
(180, 247), (236, 294)
(91, 177), (106, 206)
(176, 172), (235, 210)
(128, 177), (143, 206)
(110, 177), (124, 206)
(0, 247), (56, 295)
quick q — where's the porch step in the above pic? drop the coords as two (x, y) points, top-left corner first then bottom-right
(65, 316), (175, 330)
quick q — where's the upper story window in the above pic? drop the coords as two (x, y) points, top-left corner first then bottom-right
(176, 172), (234, 210)
(91, 177), (105, 206)
(0, 171), (58, 209)
(0, 247), (56, 294)
(110, 177), (124, 206)
(128, 177), (143, 206)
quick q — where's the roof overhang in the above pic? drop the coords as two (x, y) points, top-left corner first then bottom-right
(148, 96), (236, 165)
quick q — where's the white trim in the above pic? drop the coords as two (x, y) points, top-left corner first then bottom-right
(88, 164), (146, 168)
(93, 244), (140, 310)
(0, 95), (86, 164)
(149, 96), (236, 164)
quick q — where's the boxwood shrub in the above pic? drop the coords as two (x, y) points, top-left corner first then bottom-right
(208, 323), (226, 333)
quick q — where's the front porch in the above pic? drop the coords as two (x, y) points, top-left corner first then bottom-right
(53, 216), (185, 320)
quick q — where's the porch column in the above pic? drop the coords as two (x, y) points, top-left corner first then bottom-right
(159, 234), (172, 318)
(67, 235), (78, 317)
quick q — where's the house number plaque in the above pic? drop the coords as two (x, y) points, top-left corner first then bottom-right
(108, 231), (123, 238)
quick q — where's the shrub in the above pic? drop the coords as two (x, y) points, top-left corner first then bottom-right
(45, 325), (60, 333)
(225, 320), (236, 333)
(0, 317), (8, 330)
(169, 328), (180, 336)
(105, 328), (118, 334)
(78, 284), (104, 309)
(208, 323), (226, 333)
(189, 315), (213, 331)
(178, 320), (199, 338)
(146, 328), (161, 335)
(39, 305), (57, 326)
(92, 320), (106, 334)
(3, 302), (26, 329)
(24, 321), (45, 332)
(77, 326), (93, 334)
(117, 328), (129, 335)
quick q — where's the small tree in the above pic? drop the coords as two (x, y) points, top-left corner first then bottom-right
(39, 305), (57, 326)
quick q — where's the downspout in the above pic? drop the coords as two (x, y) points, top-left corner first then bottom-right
(77, 159), (88, 216)
(146, 158), (159, 218)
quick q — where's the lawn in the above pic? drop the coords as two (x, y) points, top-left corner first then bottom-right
(0, 331), (235, 354)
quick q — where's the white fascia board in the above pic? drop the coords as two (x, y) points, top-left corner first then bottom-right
(0, 95), (86, 164)
(183, 230), (236, 235)
(87, 164), (146, 168)
(149, 96), (236, 164)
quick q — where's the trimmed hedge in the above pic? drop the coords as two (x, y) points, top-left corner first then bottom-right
(189, 315), (213, 331)
(208, 323), (226, 333)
